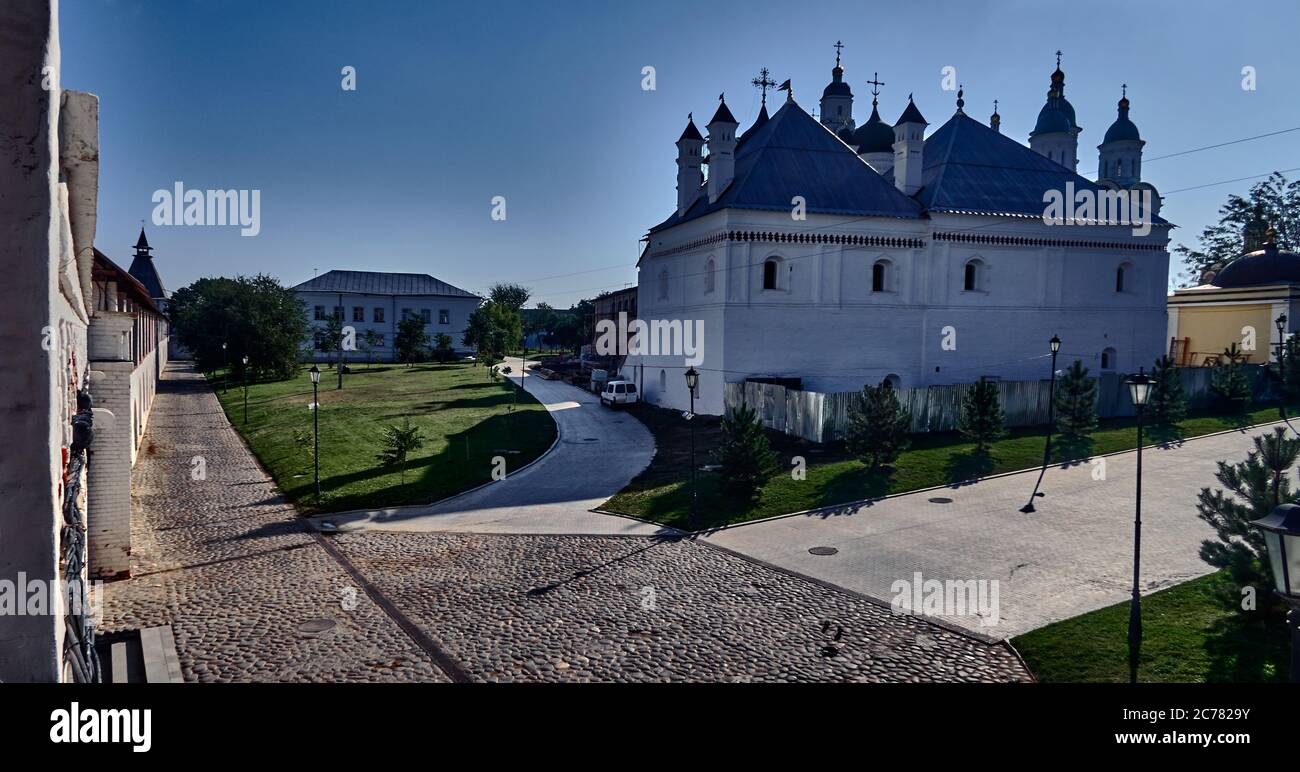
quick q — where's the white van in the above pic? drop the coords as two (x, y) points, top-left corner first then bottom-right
(599, 380), (639, 408)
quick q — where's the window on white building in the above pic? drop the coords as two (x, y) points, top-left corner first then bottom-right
(963, 259), (984, 292)
(704, 258), (716, 294)
(872, 260), (889, 293)
(314, 305), (326, 320)
(1116, 262), (1133, 293)
(353, 306), (364, 322)
(763, 257), (781, 290)
(439, 309), (450, 324)
(374, 307), (385, 323)
(1101, 347), (1117, 371)
(420, 309), (432, 324)
(658, 269), (669, 300)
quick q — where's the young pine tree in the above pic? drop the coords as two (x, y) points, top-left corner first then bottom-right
(1210, 343), (1253, 412)
(845, 380), (912, 469)
(957, 378), (1006, 452)
(714, 404), (779, 500)
(1271, 333), (1300, 404)
(1053, 360), (1098, 437)
(1148, 355), (1189, 426)
(1196, 427), (1300, 611)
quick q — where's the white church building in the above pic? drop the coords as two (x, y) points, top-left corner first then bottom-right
(626, 52), (1171, 415)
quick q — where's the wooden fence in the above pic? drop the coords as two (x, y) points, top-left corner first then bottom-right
(724, 366), (1268, 443)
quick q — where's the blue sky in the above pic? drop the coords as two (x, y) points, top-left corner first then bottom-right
(62, 0), (1300, 306)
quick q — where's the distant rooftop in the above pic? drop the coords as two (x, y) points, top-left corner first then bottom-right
(292, 270), (479, 298)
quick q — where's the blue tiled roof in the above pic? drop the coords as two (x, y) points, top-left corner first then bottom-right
(292, 270), (479, 297)
(916, 112), (1167, 223)
(649, 101), (923, 233)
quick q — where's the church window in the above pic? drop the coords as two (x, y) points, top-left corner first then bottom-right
(872, 260), (889, 293)
(1116, 264), (1129, 293)
(763, 258), (781, 290)
(1101, 347), (1117, 371)
(659, 369), (667, 394)
(963, 259), (984, 292)
(704, 258), (716, 294)
(658, 269), (669, 300)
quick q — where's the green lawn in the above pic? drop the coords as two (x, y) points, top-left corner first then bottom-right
(1012, 571), (1291, 682)
(212, 362), (556, 514)
(601, 402), (1290, 530)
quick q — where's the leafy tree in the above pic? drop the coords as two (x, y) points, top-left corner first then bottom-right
(1210, 344), (1253, 412)
(845, 380), (912, 469)
(169, 274), (309, 381)
(394, 315), (429, 366)
(1196, 427), (1300, 611)
(360, 329), (382, 368)
(488, 282), (531, 311)
(1054, 360), (1098, 437)
(464, 301), (519, 365)
(431, 332), (455, 363)
(714, 404), (779, 499)
(957, 378), (1006, 452)
(375, 419), (425, 485)
(1174, 172), (1298, 283)
(1148, 355), (1188, 426)
(321, 314), (345, 369)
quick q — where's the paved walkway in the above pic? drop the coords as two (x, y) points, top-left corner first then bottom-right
(312, 357), (669, 535)
(706, 422), (1283, 637)
(102, 362), (1027, 682)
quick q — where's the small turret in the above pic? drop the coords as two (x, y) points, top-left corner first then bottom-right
(675, 114), (704, 215)
(706, 95), (739, 203)
(892, 94), (927, 196)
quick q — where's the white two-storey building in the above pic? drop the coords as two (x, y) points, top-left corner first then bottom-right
(293, 270), (481, 362)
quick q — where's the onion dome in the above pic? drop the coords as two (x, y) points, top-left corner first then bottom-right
(851, 101), (894, 152)
(1030, 56), (1079, 137)
(1102, 87), (1141, 143)
(1210, 231), (1300, 288)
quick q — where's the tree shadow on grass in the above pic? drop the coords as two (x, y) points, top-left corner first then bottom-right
(812, 464), (893, 515)
(1145, 422), (1186, 450)
(945, 449), (997, 487)
(1202, 606), (1290, 683)
(1052, 434), (1095, 466)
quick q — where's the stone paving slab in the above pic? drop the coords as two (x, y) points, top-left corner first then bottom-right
(706, 423), (1286, 637)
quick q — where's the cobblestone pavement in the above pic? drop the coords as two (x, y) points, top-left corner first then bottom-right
(331, 531), (1030, 682)
(100, 364), (449, 682)
(101, 362), (1029, 683)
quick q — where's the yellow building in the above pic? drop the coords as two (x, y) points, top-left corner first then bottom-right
(1168, 232), (1300, 366)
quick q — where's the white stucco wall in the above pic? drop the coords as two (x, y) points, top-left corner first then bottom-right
(627, 208), (1169, 416)
(298, 290), (481, 361)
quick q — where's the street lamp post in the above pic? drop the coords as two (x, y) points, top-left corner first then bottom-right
(242, 355), (250, 425)
(1021, 335), (1062, 513)
(222, 341), (228, 393)
(685, 367), (699, 529)
(1125, 368), (1153, 684)
(1250, 503), (1300, 682)
(309, 365), (321, 503)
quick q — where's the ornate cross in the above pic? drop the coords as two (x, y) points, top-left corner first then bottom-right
(834, 40), (845, 66)
(1056, 50), (1062, 68)
(866, 72), (885, 99)
(752, 67), (777, 106)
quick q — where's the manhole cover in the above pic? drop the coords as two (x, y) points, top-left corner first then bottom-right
(297, 618), (337, 636)
(808, 546), (839, 556)
(928, 497), (954, 504)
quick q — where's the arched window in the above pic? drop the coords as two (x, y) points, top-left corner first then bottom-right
(1116, 262), (1132, 293)
(659, 369), (666, 394)
(704, 258), (716, 294)
(872, 260), (889, 293)
(884, 373), (902, 390)
(963, 259), (984, 292)
(1101, 347), (1117, 371)
(763, 257), (780, 290)
(658, 269), (669, 300)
